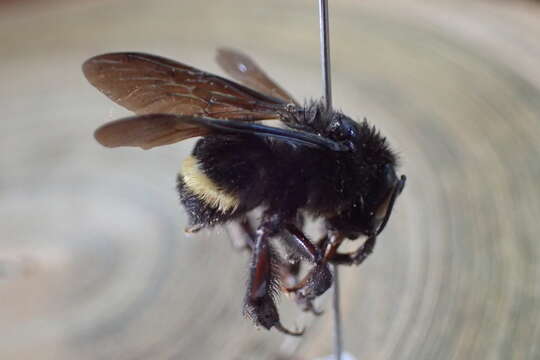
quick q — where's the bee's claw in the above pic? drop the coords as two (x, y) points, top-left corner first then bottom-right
(274, 322), (305, 337)
(184, 224), (203, 234)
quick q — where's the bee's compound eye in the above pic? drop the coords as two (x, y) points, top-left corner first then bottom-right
(383, 164), (398, 187)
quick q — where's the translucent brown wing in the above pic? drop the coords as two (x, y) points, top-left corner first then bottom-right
(95, 113), (347, 151)
(216, 48), (298, 106)
(83, 52), (288, 119)
(94, 114), (210, 150)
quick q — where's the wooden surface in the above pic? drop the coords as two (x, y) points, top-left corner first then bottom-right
(1, 0), (540, 359)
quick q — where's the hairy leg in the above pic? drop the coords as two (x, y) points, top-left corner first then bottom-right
(282, 226), (337, 311)
(235, 217), (302, 281)
(243, 221), (303, 336)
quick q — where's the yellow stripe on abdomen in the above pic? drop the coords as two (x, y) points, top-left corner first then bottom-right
(181, 156), (240, 213)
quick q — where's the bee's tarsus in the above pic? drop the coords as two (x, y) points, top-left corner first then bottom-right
(184, 224), (203, 234)
(274, 322), (305, 337)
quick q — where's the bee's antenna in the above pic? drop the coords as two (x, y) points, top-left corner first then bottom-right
(318, 1), (344, 360)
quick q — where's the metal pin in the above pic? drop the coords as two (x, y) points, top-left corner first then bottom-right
(318, 1), (343, 359)
(331, 265), (343, 360)
(319, 0), (332, 110)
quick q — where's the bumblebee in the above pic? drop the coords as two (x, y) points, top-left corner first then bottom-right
(83, 49), (406, 335)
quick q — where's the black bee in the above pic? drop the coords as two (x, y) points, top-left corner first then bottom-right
(83, 49), (406, 336)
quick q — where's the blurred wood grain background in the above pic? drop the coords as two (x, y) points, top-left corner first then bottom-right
(1, 0), (540, 359)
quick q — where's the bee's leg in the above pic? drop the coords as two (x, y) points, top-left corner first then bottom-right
(283, 226), (334, 311)
(278, 214), (305, 287)
(243, 225), (304, 336)
(237, 217), (306, 299)
(316, 233), (331, 251)
(280, 259), (301, 288)
(296, 233), (332, 315)
(227, 217), (256, 252)
(328, 236), (376, 266)
(283, 224), (323, 263)
(279, 233), (322, 316)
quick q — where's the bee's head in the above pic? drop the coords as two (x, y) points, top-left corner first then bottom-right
(327, 118), (406, 239)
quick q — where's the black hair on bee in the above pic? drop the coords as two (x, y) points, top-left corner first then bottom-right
(83, 48), (406, 336)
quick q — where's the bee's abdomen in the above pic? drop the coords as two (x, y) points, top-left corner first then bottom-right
(177, 135), (272, 227)
(180, 155), (240, 213)
(177, 172), (237, 228)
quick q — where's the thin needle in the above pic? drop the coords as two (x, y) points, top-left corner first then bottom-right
(319, 0), (332, 110)
(332, 265), (343, 360)
(318, 1), (342, 359)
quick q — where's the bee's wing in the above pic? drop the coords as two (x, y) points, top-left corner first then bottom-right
(83, 52), (288, 120)
(95, 114), (347, 151)
(94, 114), (210, 150)
(216, 48), (298, 106)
